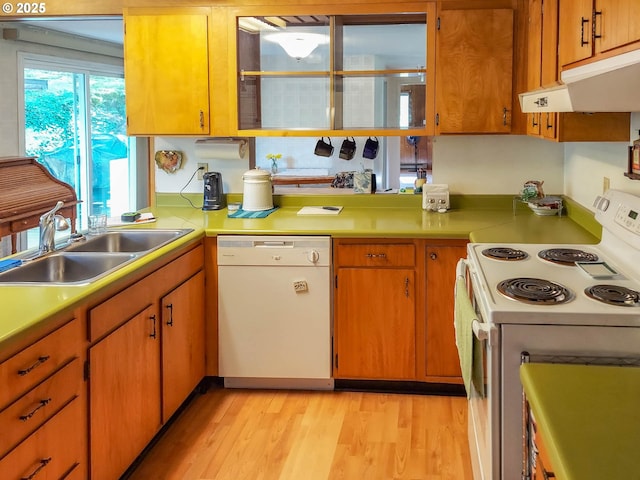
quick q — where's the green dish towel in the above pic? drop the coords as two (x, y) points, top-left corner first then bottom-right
(228, 207), (279, 219)
(454, 275), (485, 398)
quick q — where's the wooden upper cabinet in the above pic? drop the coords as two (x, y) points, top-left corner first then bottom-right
(435, 9), (514, 134)
(124, 8), (210, 135)
(559, 0), (640, 68)
(594, 0), (640, 54)
(558, 0), (593, 66)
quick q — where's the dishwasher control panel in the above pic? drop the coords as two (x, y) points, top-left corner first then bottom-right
(217, 235), (331, 266)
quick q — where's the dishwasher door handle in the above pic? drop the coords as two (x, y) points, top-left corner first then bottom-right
(254, 241), (294, 248)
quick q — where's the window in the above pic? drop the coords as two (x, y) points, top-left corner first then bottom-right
(20, 53), (137, 240)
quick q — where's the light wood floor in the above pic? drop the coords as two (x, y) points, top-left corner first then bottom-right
(126, 387), (473, 480)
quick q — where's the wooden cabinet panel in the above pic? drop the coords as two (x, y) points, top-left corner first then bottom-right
(0, 318), (79, 408)
(425, 244), (466, 379)
(335, 268), (415, 380)
(334, 243), (415, 267)
(0, 397), (85, 480)
(124, 9), (210, 135)
(595, 0), (640, 54)
(558, 0), (594, 66)
(0, 359), (81, 458)
(436, 9), (514, 133)
(161, 270), (205, 423)
(89, 305), (161, 480)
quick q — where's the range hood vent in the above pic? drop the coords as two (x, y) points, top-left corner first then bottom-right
(519, 49), (640, 113)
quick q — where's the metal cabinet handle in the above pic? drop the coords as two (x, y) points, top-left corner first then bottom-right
(199, 110), (205, 129)
(20, 398), (51, 421)
(531, 114), (538, 127)
(502, 107), (510, 126)
(593, 10), (602, 40)
(580, 17), (590, 46)
(18, 356), (50, 376)
(430, 252), (438, 260)
(546, 113), (553, 130)
(21, 457), (51, 480)
(150, 314), (157, 339)
(365, 253), (387, 259)
(543, 468), (556, 479)
(166, 304), (174, 326)
(404, 277), (409, 298)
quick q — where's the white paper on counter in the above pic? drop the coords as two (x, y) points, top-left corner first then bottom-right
(297, 206), (343, 215)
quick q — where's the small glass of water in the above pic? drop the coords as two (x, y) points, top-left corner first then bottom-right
(88, 214), (107, 235)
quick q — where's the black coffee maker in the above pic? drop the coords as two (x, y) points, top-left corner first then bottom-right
(202, 172), (226, 210)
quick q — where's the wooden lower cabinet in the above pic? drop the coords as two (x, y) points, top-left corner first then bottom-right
(89, 305), (161, 480)
(87, 243), (205, 479)
(333, 238), (466, 383)
(424, 242), (467, 381)
(161, 270), (206, 423)
(333, 239), (418, 380)
(0, 317), (86, 480)
(0, 397), (85, 480)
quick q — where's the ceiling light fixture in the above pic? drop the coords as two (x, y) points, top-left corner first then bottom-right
(264, 32), (329, 60)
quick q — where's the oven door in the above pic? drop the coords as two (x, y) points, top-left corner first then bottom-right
(456, 259), (500, 480)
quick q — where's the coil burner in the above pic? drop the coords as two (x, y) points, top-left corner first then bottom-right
(585, 285), (640, 307)
(538, 248), (599, 266)
(482, 247), (529, 261)
(497, 277), (574, 305)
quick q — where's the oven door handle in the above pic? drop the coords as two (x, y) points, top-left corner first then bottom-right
(472, 319), (498, 346)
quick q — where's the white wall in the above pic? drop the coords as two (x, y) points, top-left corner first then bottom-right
(432, 135), (564, 195)
(564, 113), (640, 210)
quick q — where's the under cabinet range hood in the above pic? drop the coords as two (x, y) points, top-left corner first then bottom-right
(519, 49), (640, 113)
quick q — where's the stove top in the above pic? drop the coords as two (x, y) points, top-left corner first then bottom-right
(466, 190), (640, 326)
(468, 242), (640, 326)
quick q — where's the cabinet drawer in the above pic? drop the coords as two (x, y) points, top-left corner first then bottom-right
(0, 396), (84, 479)
(0, 359), (81, 458)
(335, 243), (415, 267)
(0, 318), (79, 409)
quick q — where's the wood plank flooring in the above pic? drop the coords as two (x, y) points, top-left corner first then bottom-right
(126, 387), (473, 480)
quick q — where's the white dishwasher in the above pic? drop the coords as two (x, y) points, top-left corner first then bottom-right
(217, 235), (333, 390)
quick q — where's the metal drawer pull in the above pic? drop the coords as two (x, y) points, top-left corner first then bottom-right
(150, 314), (157, 339)
(18, 356), (50, 376)
(20, 398), (51, 421)
(365, 253), (386, 258)
(166, 304), (174, 326)
(404, 277), (409, 298)
(21, 457), (51, 480)
(593, 10), (602, 40)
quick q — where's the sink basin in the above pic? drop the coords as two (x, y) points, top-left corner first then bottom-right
(66, 229), (192, 253)
(0, 252), (137, 285)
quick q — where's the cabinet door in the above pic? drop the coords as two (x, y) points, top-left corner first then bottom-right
(161, 271), (205, 423)
(335, 268), (415, 380)
(595, 0), (640, 54)
(124, 9), (210, 135)
(558, 0), (594, 67)
(435, 9), (513, 133)
(89, 305), (161, 480)
(425, 245), (466, 379)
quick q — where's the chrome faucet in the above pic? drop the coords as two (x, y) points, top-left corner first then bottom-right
(39, 201), (70, 254)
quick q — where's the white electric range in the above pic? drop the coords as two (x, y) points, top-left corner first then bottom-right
(457, 189), (640, 480)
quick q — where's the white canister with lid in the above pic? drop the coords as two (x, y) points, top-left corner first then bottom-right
(242, 167), (273, 211)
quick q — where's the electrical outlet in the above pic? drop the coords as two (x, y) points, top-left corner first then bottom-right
(603, 176), (610, 193)
(197, 162), (208, 180)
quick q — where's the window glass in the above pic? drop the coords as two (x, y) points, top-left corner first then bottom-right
(22, 55), (134, 243)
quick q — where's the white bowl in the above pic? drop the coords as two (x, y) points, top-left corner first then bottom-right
(528, 203), (560, 216)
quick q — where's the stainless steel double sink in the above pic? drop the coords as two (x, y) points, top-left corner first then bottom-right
(0, 229), (193, 285)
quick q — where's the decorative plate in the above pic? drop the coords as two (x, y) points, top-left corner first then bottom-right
(155, 150), (183, 173)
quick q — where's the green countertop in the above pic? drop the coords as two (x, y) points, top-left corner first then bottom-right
(0, 194), (599, 358)
(520, 363), (640, 480)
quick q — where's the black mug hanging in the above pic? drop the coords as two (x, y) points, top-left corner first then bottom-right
(339, 137), (357, 160)
(314, 137), (334, 157)
(363, 136), (379, 159)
